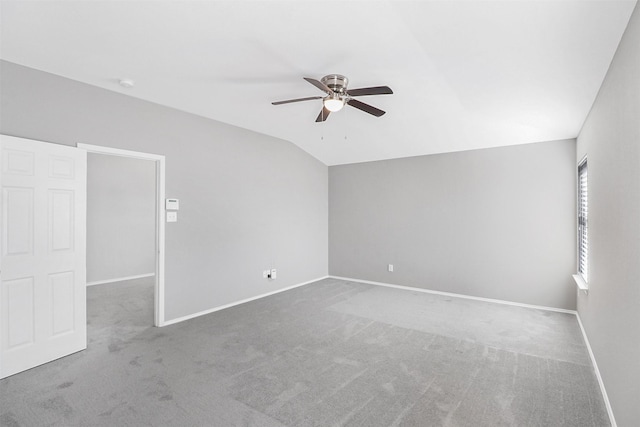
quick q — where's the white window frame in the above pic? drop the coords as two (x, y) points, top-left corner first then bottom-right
(573, 156), (589, 292)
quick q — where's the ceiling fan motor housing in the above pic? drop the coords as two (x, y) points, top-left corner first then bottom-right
(321, 74), (348, 94)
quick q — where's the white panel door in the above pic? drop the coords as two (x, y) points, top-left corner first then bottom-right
(0, 135), (87, 378)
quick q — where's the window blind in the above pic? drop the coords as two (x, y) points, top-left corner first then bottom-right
(578, 159), (588, 282)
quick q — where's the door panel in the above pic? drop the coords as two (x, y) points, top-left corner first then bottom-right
(2, 149), (35, 176)
(0, 135), (86, 378)
(50, 271), (75, 336)
(3, 188), (34, 256)
(49, 155), (76, 179)
(49, 190), (74, 251)
(4, 277), (35, 348)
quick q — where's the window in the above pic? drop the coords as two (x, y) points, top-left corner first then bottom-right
(577, 157), (588, 283)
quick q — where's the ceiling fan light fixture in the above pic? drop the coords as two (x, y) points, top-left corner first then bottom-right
(324, 96), (344, 112)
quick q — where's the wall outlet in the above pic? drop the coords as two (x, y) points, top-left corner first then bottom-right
(270, 269), (277, 280)
(388, 264), (394, 272)
(263, 270), (269, 279)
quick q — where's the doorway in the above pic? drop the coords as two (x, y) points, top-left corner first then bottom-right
(78, 144), (166, 326)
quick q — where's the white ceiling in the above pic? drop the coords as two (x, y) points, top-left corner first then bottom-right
(1, 1), (636, 165)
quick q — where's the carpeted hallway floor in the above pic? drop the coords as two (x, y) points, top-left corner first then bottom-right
(0, 277), (608, 426)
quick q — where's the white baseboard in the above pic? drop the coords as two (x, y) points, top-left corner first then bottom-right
(328, 275), (577, 314)
(331, 276), (616, 424)
(576, 314), (617, 427)
(160, 273), (614, 425)
(161, 275), (329, 327)
(87, 273), (155, 286)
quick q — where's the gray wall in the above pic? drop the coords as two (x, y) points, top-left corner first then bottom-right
(0, 60), (328, 321)
(87, 153), (156, 284)
(330, 139), (577, 310)
(576, 3), (640, 425)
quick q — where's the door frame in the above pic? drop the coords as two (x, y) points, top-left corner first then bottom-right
(78, 143), (166, 327)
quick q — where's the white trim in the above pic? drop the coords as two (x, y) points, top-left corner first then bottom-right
(155, 155), (166, 327)
(77, 143), (166, 327)
(572, 274), (589, 293)
(328, 277), (617, 420)
(87, 273), (155, 287)
(161, 276), (329, 327)
(328, 276), (577, 314)
(77, 143), (165, 161)
(576, 314), (617, 427)
(158, 273), (616, 425)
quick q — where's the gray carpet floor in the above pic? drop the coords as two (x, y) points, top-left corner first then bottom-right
(0, 277), (608, 426)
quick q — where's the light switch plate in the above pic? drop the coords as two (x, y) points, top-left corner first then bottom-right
(166, 198), (179, 210)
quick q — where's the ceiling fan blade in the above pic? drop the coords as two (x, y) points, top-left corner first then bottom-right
(346, 99), (386, 117)
(315, 106), (331, 122)
(304, 77), (333, 94)
(347, 86), (393, 97)
(272, 96), (323, 105)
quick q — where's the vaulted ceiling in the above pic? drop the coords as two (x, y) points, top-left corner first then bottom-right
(1, 1), (636, 165)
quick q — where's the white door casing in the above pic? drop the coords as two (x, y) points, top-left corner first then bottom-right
(77, 143), (166, 327)
(0, 135), (87, 378)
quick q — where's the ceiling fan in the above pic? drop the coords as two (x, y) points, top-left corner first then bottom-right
(272, 74), (393, 122)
